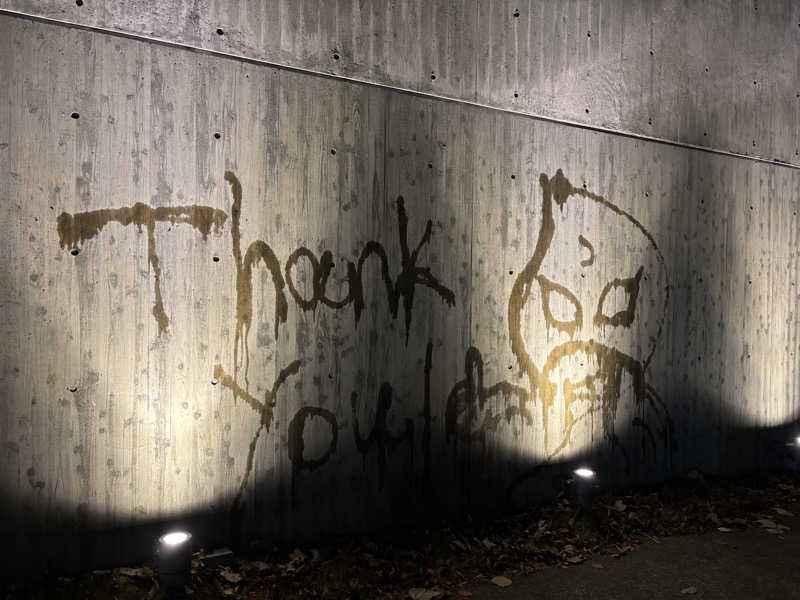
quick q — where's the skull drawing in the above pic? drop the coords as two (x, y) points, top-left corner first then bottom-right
(508, 170), (672, 467)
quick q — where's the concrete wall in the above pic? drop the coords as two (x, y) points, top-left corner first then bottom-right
(3, 0), (799, 164)
(1, 3), (799, 572)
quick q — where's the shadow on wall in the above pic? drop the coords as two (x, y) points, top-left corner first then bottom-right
(3, 419), (799, 577)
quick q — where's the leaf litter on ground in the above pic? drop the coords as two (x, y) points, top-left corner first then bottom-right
(5, 472), (800, 599)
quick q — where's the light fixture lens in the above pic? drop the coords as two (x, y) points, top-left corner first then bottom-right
(796, 436), (800, 446)
(160, 531), (190, 546)
(574, 467), (595, 479)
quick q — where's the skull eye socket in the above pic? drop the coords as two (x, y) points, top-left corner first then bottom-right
(536, 274), (582, 337)
(594, 266), (644, 327)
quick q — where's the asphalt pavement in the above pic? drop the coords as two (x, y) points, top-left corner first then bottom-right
(471, 502), (800, 600)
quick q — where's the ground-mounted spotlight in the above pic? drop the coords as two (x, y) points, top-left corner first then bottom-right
(156, 530), (193, 588)
(566, 466), (600, 505)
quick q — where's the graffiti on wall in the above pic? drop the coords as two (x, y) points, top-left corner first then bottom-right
(57, 203), (228, 334)
(56, 168), (675, 514)
(507, 169), (676, 469)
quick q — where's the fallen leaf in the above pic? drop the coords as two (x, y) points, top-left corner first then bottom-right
(610, 545), (633, 558)
(365, 554), (381, 569)
(481, 538), (496, 550)
(755, 519), (778, 529)
(408, 587), (444, 600)
(457, 589), (473, 597)
(774, 507), (794, 517)
(566, 556), (584, 564)
(680, 586), (697, 595)
(591, 563), (604, 569)
(219, 567), (242, 583)
(452, 539), (468, 551)
(491, 575), (512, 587)
(116, 567), (154, 578)
(614, 499), (627, 512)
(717, 527), (734, 532)
(251, 560), (269, 572)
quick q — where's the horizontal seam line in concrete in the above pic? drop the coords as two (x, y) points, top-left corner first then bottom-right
(3, 8), (799, 173)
